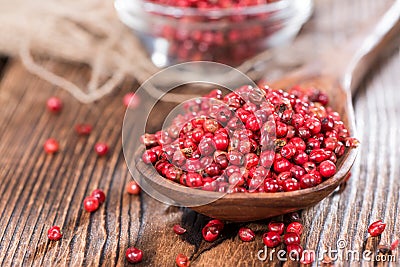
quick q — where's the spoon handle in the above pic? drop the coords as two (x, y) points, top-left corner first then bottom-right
(269, 1), (400, 92)
(342, 0), (400, 93)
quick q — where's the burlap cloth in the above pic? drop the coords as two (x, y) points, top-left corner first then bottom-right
(0, 0), (271, 103)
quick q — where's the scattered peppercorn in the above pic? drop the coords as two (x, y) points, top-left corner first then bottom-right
(173, 224), (187, 235)
(286, 244), (303, 259)
(368, 220), (386, 237)
(91, 189), (106, 204)
(47, 226), (62, 241)
(262, 231), (282, 248)
(268, 222), (285, 235)
(202, 224), (220, 242)
(283, 232), (301, 246)
(202, 219), (224, 242)
(47, 97), (63, 113)
(175, 253), (190, 267)
(390, 239), (399, 251)
(94, 143), (109, 156)
(286, 222), (303, 236)
(238, 227), (255, 242)
(126, 247), (143, 264)
(126, 181), (141, 195)
(44, 138), (59, 154)
(75, 124), (92, 135)
(83, 196), (100, 212)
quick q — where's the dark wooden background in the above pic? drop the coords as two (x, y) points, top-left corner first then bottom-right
(0, 0), (399, 266)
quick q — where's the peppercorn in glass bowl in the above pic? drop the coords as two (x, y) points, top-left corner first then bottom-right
(115, 0), (313, 67)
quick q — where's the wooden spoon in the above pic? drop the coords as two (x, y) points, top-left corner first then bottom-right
(134, 1), (400, 222)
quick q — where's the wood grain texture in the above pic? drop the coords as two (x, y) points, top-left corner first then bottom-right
(0, 0), (399, 266)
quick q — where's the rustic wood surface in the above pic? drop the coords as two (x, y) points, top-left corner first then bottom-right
(0, 0), (399, 266)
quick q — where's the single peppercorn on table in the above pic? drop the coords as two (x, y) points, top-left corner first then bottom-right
(0, 0), (400, 265)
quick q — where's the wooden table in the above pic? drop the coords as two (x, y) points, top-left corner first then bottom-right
(0, 0), (399, 266)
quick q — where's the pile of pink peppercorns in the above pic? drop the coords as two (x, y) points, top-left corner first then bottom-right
(141, 83), (359, 193)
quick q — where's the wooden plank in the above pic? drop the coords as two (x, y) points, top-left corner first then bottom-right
(0, 59), (140, 266)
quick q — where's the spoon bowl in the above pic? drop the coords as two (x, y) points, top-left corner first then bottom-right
(135, 76), (358, 222)
(136, 147), (357, 221)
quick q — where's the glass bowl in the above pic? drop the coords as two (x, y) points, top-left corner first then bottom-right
(115, 0), (313, 67)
